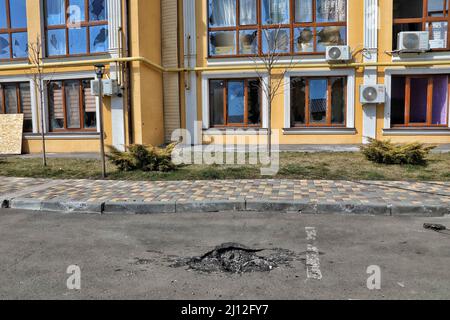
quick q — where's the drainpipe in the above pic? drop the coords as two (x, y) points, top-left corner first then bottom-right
(123, 0), (133, 145)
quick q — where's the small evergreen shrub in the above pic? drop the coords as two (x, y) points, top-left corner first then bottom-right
(108, 143), (177, 172)
(360, 138), (436, 165)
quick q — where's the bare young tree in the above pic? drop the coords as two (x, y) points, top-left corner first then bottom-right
(250, 25), (296, 155)
(28, 37), (51, 167)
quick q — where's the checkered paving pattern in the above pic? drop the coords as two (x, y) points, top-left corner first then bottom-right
(1, 177), (448, 206)
(0, 177), (50, 196)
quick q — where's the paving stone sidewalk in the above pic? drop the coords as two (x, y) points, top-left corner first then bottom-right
(1, 176), (449, 216)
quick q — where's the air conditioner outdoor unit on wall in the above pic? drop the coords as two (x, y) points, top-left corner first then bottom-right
(360, 85), (386, 104)
(397, 31), (430, 52)
(326, 46), (352, 62)
(90, 79), (121, 97)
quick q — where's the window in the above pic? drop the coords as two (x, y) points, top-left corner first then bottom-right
(44, 0), (108, 57)
(208, 0), (347, 57)
(48, 79), (97, 131)
(209, 79), (261, 127)
(0, 0), (28, 60)
(0, 82), (33, 132)
(290, 76), (346, 127)
(393, 0), (450, 50)
(391, 75), (449, 127)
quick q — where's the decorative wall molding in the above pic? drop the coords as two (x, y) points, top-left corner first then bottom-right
(183, 0), (198, 144)
(362, 0), (379, 143)
(107, 0), (122, 58)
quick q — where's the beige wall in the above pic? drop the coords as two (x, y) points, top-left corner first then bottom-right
(128, 0), (165, 146)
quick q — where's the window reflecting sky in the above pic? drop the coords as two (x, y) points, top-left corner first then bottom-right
(47, 29), (66, 56)
(69, 27), (87, 54)
(89, 0), (107, 21)
(90, 26), (108, 53)
(0, 34), (10, 59)
(10, 0), (27, 28)
(0, 0), (7, 29)
(12, 32), (28, 58)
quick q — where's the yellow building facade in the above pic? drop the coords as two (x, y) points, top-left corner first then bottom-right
(0, 0), (165, 153)
(0, 0), (449, 154)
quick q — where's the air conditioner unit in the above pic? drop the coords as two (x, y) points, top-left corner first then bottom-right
(102, 79), (120, 96)
(326, 46), (352, 62)
(90, 79), (121, 97)
(397, 31), (430, 52)
(90, 79), (101, 96)
(360, 85), (386, 104)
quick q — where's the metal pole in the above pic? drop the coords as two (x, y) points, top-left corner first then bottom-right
(96, 70), (107, 179)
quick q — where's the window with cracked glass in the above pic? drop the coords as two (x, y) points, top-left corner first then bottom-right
(0, 0), (28, 60)
(44, 0), (108, 57)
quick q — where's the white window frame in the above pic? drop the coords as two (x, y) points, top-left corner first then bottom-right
(0, 76), (37, 134)
(384, 67), (450, 134)
(201, 71), (269, 130)
(283, 69), (355, 133)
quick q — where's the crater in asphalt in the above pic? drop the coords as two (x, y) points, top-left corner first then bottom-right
(170, 243), (299, 274)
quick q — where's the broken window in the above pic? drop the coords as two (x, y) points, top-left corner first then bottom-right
(391, 75), (449, 127)
(0, 0), (28, 60)
(44, 0), (108, 57)
(393, 0), (450, 50)
(208, 0), (347, 57)
(209, 79), (261, 127)
(48, 79), (97, 132)
(0, 82), (33, 132)
(290, 76), (346, 127)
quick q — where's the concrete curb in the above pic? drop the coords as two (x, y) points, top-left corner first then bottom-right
(390, 204), (450, 217)
(2, 197), (449, 217)
(104, 201), (176, 214)
(176, 199), (246, 213)
(8, 198), (104, 214)
(245, 200), (392, 215)
(41, 200), (104, 214)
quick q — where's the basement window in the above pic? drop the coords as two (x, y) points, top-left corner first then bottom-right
(209, 79), (261, 128)
(391, 75), (449, 127)
(0, 82), (33, 132)
(48, 79), (97, 132)
(290, 76), (346, 127)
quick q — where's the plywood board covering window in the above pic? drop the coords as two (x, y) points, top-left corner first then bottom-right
(0, 82), (32, 132)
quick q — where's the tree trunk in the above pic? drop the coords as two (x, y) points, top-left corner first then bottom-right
(267, 73), (272, 157)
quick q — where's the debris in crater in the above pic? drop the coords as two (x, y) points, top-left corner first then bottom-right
(170, 243), (298, 274)
(423, 223), (447, 232)
(133, 257), (154, 265)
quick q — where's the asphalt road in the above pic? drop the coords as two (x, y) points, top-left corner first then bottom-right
(0, 209), (449, 300)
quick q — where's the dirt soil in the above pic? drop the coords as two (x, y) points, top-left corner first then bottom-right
(170, 243), (300, 274)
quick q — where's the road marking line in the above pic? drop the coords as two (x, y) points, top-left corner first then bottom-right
(305, 227), (323, 280)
